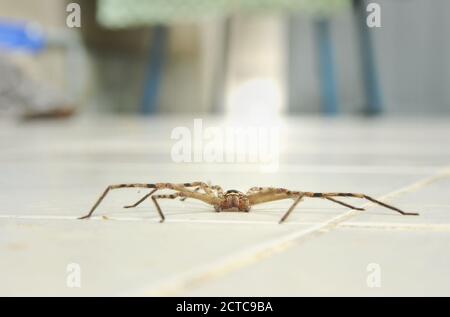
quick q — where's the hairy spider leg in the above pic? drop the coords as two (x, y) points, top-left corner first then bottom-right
(247, 187), (418, 223)
(303, 192), (419, 216)
(79, 183), (220, 221)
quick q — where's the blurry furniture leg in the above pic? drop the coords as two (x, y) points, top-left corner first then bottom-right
(199, 18), (231, 114)
(141, 25), (168, 114)
(314, 18), (338, 115)
(353, 0), (383, 115)
(210, 18), (231, 114)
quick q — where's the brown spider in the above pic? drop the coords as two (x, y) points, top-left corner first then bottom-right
(79, 182), (419, 223)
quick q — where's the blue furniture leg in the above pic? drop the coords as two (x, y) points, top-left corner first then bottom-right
(353, 0), (383, 115)
(141, 25), (167, 114)
(314, 18), (339, 115)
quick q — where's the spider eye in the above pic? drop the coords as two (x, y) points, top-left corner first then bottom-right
(226, 189), (239, 194)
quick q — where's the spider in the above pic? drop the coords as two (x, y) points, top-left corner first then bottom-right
(79, 182), (419, 223)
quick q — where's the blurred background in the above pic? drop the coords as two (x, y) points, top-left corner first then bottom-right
(1, 0), (448, 119)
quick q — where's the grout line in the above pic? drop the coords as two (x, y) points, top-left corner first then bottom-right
(131, 168), (450, 296)
(0, 215), (79, 220)
(0, 214), (333, 223)
(338, 222), (450, 232)
(2, 215), (450, 232)
(315, 169), (450, 233)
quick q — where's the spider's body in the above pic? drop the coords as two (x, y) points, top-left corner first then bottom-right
(79, 182), (419, 223)
(218, 190), (250, 212)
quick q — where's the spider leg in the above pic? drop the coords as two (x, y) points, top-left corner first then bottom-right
(246, 187), (289, 195)
(247, 188), (304, 223)
(152, 190), (222, 222)
(151, 193), (185, 223)
(210, 185), (224, 196)
(123, 182), (217, 208)
(324, 197), (365, 211)
(277, 193), (365, 223)
(80, 182), (220, 220)
(247, 187), (418, 223)
(304, 192), (419, 216)
(79, 184), (157, 220)
(246, 187), (261, 194)
(123, 189), (157, 208)
(279, 195), (305, 223)
(126, 187), (198, 206)
(180, 186), (200, 202)
(247, 187), (299, 204)
(180, 184), (224, 201)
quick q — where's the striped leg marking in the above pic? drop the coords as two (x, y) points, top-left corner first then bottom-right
(151, 193), (184, 223)
(304, 192), (419, 216)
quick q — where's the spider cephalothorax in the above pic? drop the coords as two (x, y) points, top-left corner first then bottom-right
(80, 182), (419, 223)
(217, 190), (250, 212)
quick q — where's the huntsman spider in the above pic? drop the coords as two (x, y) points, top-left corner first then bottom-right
(79, 182), (419, 223)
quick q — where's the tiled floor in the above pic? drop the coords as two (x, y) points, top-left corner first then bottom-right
(1, 116), (449, 296)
